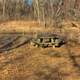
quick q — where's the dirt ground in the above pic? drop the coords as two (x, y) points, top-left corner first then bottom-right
(0, 21), (80, 80)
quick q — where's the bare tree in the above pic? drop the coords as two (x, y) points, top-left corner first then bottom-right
(0, 0), (79, 22)
(2, 0), (6, 19)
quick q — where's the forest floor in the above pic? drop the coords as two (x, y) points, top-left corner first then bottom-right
(0, 20), (80, 80)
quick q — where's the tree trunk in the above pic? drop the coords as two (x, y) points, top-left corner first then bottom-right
(3, 0), (6, 19)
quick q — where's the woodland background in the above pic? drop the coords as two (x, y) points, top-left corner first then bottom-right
(0, 0), (80, 27)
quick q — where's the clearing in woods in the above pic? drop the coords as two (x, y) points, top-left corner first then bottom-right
(0, 21), (80, 80)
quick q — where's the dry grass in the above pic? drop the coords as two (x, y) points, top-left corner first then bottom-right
(0, 20), (80, 80)
(0, 45), (80, 80)
(0, 21), (54, 33)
